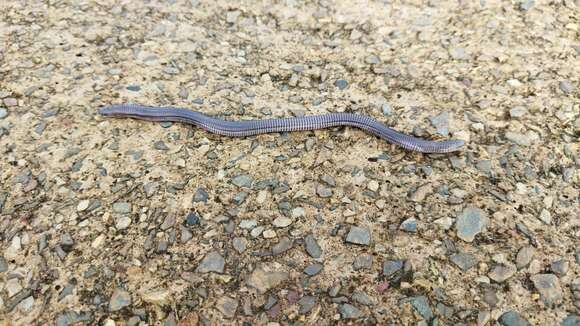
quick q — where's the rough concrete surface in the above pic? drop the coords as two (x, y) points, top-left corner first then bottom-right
(0, 0), (578, 325)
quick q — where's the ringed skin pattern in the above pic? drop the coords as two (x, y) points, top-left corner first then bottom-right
(99, 104), (465, 153)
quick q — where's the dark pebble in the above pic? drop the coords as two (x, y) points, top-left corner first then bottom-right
(399, 218), (418, 232)
(561, 315), (580, 326)
(156, 240), (168, 253)
(304, 263), (323, 276)
(56, 310), (92, 326)
(304, 234), (322, 258)
(154, 141), (169, 150)
(84, 265), (98, 278)
(272, 237), (293, 255)
(338, 303), (363, 319)
(58, 283), (75, 301)
(185, 212), (200, 226)
(55, 245), (67, 259)
(411, 296), (434, 321)
(551, 259), (569, 275)
(383, 260), (404, 277)
(328, 284), (341, 297)
(353, 254), (373, 271)
(436, 302), (454, 319)
(498, 310), (530, 326)
(298, 296), (317, 314)
(335, 79), (348, 90)
(232, 191), (248, 205)
(352, 290), (373, 306)
(126, 85), (141, 91)
(450, 252), (478, 272)
(193, 188), (209, 202)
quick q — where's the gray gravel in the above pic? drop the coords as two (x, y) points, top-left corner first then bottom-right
(195, 251), (225, 274)
(456, 206), (488, 242)
(109, 288), (131, 312)
(304, 234), (322, 258)
(2, 1), (577, 325)
(345, 226), (371, 245)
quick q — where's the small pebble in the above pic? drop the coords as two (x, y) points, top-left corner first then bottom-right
(77, 200), (90, 212)
(488, 264), (517, 283)
(298, 296), (317, 314)
(115, 216), (132, 230)
(6, 278), (23, 297)
(383, 260), (404, 277)
(272, 236), (292, 255)
(498, 310), (529, 326)
(353, 254), (373, 271)
(516, 246), (535, 269)
(216, 296), (238, 318)
(408, 184), (433, 202)
(456, 206), (488, 242)
(365, 55), (380, 64)
(335, 79), (348, 90)
(232, 174), (253, 188)
(60, 233), (74, 250)
(185, 212), (200, 226)
(509, 106), (528, 118)
(316, 184), (333, 197)
(550, 259), (569, 276)
(561, 315), (580, 326)
(304, 263), (323, 276)
(345, 226), (371, 246)
(304, 234), (322, 258)
(559, 80), (574, 94)
(0, 108), (7, 119)
(538, 209), (552, 224)
(531, 274), (563, 306)
(450, 253), (478, 272)
(160, 215), (175, 230)
(411, 296), (434, 321)
(246, 266), (289, 294)
(476, 160), (492, 175)
(109, 288), (131, 312)
(3, 98), (17, 106)
(483, 288), (499, 307)
(272, 216), (292, 228)
(352, 290), (373, 306)
(193, 188), (209, 202)
(367, 180), (379, 192)
(232, 237), (247, 253)
(262, 229), (276, 238)
(505, 131), (537, 147)
(381, 103), (392, 116)
(399, 218), (418, 232)
(250, 226), (264, 238)
(429, 111), (450, 136)
(291, 207), (305, 218)
(112, 202), (131, 214)
(195, 251), (225, 274)
(338, 303), (363, 319)
(240, 219), (257, 229)
(449, 47), (469, 60)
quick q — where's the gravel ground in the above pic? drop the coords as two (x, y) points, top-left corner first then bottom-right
(0, 0), (579, 325)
